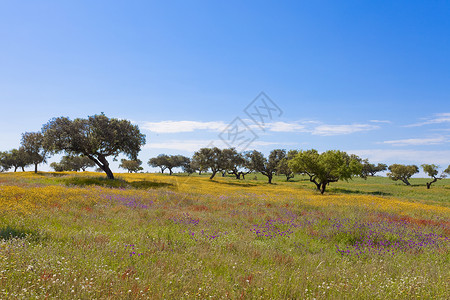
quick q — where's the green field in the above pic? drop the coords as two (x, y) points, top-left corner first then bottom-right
(0, 172), (449, 299)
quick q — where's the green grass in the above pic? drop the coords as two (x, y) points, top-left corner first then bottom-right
(0, 172), (448, 299)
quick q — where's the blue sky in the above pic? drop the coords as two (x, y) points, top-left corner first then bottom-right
(1, 1), (449, 174)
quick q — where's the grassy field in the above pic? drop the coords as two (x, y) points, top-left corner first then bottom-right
(0, 171), (449, 299)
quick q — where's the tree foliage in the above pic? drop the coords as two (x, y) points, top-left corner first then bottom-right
(387, 164), (419, 186)
(361, 162), (387, 177)
(119, 159), (144, 173)
(42, 113), (146, 179)
(246, 149), (286, 184)
(148, 154), (189, 175)
(289, 149), (363, 194)
(222, 148), (250, 179)
(276, 150), (298, 181)
(1, 148), (32, 172)
(192, 147), (227, 179)
(21, 132), (48, 173)
(50, 155), (96, 172)
(421, 164), (447, 189)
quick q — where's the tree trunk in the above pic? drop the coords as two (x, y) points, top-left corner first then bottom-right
(199, 170), (202, 175)
(268, 175), (272, 184)
(209, 171), (217, 180)
(241, 173), (245, 180)
(34, 163), (38, 173)
(89, 154), (114, 179)
(402, 179), (411, 186)
(222, 171), (226, 177)
(426, 177), (437, 189)
(14, 167), (17, 172)
(320, 182), (327, 194)
(169, 168), (173, 175)
(22, 167), (25, 172)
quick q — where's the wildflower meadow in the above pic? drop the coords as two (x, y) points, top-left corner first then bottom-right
(0, 172), (448, 299)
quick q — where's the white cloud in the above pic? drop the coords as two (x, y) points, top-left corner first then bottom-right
(144, 139), (285, 152)
(141, 121), (226, 133)
(266, 121), (307, 132)
(370, 120), (392, 124)
(382, 136), (447, 146)
(347, 149), (450, 165)
(311, 124), (379, 136)
(140, 119), (380, 136)
(405, 113), (450, 127)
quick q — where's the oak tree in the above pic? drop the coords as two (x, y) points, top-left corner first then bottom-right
(289, 150), (363, 194)
(245, 149), (286, 184)
(21, 132), (48, 173)
(421, 164), (447, 189)
(119, 159), (144, 173)
(42, 113), (145, 179)
(387, 164), (419, 186)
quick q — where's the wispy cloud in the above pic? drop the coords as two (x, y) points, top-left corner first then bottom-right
(265, 121), (307, 132)
(381, 136), (447, 146)
(144, 139), (285, 152)
(347, 149), (450, 165)
(141, 120), (381, 136)
(405, 113), (450, 127)
(141, 121), (226, 133)
(370, 120), (392, 124)
(311, 124), (379, 136)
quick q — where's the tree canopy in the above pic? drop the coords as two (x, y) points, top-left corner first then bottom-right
(421, 164), (447, 189)
(50, 155), (96, 172)
(42, 113), (146, 179)
(192, 147), (226, 179)
(276, 149), (298, 181)
(245, 149), (286, 184)
(289, 149), (363, 194)
(119, 159), (144, 173)
(387, 164), (419, 186)
(21, 132), (48, 173)
(148, 154), (189, 175)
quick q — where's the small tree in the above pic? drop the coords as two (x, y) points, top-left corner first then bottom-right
(50, 155), (96, 172)
(50, 162), (65, 172)
(222, 148), (250, 179)
(21, 132), (48, 173)
(7, 148), (31, 172)
(0, 151), (12, 172)
(361, 161), (387, 177)
(289, 149), (363, 194)
(445, 165), (450, 175)
(387, 164), (419, 186)
(421, 164), (447, 189)
(178, 156), (196, 175)
(276, 150), (298, 181)
(120, 159), (144, 173)
(246, 149), (285, 184)
(148, 154), (189, 175)
(42, 113), (146, 179)
(192, 147), (226, 179)
(148, 154), (170, 173)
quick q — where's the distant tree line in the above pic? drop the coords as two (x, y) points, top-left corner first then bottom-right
(0, 113), (146, 179)
(1, 113), (449, 193)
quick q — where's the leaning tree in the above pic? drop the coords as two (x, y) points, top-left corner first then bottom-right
(42, 113), (146, 179)
(421, 164), (447, 189)
(387, 164), (419, 186)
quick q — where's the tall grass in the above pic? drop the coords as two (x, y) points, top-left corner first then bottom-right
(0, 172), (448, 299)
